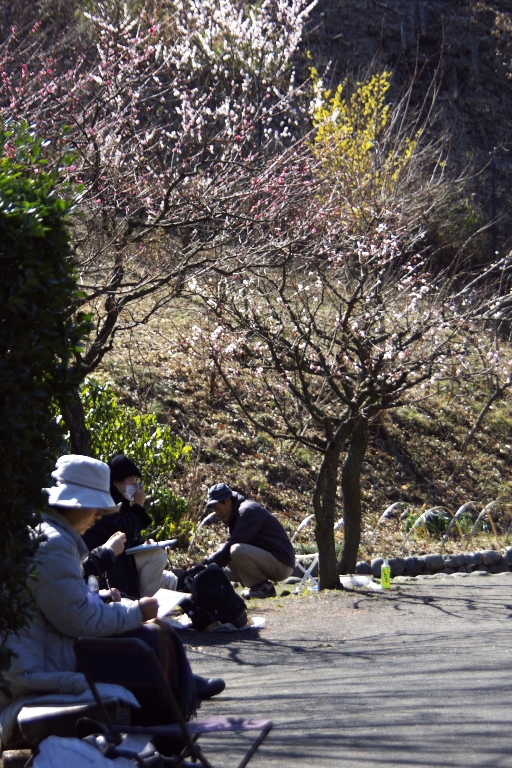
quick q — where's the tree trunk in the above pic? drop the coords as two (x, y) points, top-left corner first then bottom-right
(313, 438), (344, 590)
(59, 388), (92, 456)
(338, 417), (369, 574)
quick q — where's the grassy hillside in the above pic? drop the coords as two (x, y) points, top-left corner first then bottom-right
(96, 300), (512, 563)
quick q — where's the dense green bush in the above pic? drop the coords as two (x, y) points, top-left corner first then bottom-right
(0, 122), (90, 683)
(80, 377), (191, 536)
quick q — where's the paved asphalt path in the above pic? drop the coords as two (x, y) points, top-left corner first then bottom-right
(180, 573), (512, 768)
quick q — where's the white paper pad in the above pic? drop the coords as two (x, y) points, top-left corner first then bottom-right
(163, 614), (266, 631)
(154, 588), (191, 618)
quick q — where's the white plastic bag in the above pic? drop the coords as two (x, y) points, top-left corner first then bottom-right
(339, 575), (383, 591)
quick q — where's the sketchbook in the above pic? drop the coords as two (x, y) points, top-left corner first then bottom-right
(153, 588), (191, 618)
(124, 539), (178, 555)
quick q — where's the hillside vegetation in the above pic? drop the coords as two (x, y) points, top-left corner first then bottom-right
(3, 0), (512, 574)
(306, 0), (512, 258)
(96, 300), (512, 564)
(88, 0), (512, 565)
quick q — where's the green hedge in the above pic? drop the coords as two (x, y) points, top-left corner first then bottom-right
(0, 123), (90, 684)
(80, 377), (191, 536)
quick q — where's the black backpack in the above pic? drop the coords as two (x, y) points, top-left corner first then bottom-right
(178, 564), (248, 631)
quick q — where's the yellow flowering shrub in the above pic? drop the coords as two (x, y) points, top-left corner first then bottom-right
(309, 67), (418, 195)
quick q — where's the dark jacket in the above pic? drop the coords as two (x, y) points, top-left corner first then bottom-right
(83, 544), (117, 584)
(82, 484), (152, 598)
(205, 493), (295, 569)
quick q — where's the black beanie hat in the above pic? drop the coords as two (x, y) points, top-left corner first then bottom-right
(109, 454), (142, 482)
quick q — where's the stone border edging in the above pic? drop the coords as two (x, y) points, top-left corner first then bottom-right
(355, 547), (512, 581)
(392, 570), (512, 582)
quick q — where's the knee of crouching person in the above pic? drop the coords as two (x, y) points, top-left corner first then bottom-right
(229, 543), (244, 564)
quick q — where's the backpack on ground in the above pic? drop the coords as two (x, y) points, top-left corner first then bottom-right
(178, 563), (248, 630)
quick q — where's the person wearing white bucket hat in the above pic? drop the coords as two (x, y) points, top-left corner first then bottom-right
(45, 454), (123, 511)
(0, 455), (224, 747)
(43, 454), (124, 545)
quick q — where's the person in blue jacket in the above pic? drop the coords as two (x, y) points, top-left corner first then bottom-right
(203, 483), (295, 598)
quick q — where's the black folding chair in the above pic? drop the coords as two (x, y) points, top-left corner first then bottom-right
(74, 637), (272, 768)
(0, 699), (120, 768)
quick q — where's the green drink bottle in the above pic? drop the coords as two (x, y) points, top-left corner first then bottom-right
(381, 559), (391, 588)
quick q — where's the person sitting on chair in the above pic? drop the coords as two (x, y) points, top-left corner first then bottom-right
(0, 454), (224, 746)
(83, 454), (178, 598)
(203, 483), (295, 599)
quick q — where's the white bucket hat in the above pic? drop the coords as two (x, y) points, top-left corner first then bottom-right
(44, 454), (121, 511)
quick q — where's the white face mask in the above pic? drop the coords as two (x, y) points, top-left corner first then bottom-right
(124, 484), (138, 501)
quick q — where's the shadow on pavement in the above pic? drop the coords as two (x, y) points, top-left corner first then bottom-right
(185, 577), (512, 766)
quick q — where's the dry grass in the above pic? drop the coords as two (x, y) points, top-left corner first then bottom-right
(95, 297), (512, 564)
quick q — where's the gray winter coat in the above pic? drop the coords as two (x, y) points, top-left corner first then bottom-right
(0, 511), (143, 741)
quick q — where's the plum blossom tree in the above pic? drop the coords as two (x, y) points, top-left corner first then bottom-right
(0, 0), (316, 346)
(0, 0), (317, 448)
(170, 63), (491, 586)
(186, 187), (507, 587)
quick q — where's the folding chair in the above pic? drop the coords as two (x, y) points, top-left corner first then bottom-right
(0, 698), (120, 767)
(290, 515), (344, 593)
(74, 637), (272, 768)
